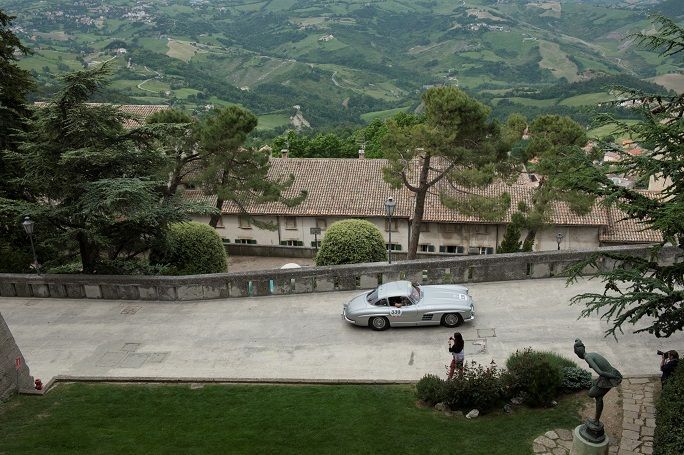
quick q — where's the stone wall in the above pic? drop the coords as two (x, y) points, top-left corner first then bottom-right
(0, 245), (676, 302)
(0, 312), (34, 400)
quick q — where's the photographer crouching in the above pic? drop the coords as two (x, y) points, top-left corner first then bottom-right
(659, 350), (679, 384)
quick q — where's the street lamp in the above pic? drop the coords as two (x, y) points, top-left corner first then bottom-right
(384, 196), (396, 264)
(556, 232), (564, 251)
(310, 226), (321, 252)
(21, 216), (40, 273)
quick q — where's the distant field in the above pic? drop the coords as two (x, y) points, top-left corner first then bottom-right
(166, 39), (202, 63)
(649, 73), (684, 94)
(538, 40), (579, 83)
(587, 119), (640, 140)
(559, 92), (613, 107)
(172, 88), (201, 99)
(257, 113), (290, 130)
(493, 97), (558, 107)
(361, 106), (410, 122)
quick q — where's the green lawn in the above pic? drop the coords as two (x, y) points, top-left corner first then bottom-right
(0, 383), (584, 454)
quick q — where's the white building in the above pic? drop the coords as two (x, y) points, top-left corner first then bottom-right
(185, 157), (662, 253)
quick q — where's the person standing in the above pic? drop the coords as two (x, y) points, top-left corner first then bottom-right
(448, 332), (465, 379)
(660, 350), (679, 384)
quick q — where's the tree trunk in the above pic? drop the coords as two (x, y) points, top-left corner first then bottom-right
(77, 231), (99, 274)
(209, 198), (224, 228)
(407, 188), (428, 259)
(407, 154), (432, 259)
(166, 163), (183, 199)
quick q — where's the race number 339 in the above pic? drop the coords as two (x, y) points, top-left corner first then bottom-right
(389, 308), (403, 317)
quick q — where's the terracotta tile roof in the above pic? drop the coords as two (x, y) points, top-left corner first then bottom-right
(33, 102), (169, 128)
(183, 157), (608, 226)
(600, 193), (664, 244)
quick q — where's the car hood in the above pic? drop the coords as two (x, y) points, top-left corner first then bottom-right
(345, 292), (370, 313)
(421, 286), (471, 307)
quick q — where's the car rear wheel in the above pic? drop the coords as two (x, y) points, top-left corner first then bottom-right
(441, 313), (463, 328)
(370, 316), (390, 331)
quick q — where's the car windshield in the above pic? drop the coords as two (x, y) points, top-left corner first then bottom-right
(410, 284), (421, 303)
(366, 288), (379, 304)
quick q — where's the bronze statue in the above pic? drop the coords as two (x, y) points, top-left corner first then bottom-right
(573, 339), (623, 443)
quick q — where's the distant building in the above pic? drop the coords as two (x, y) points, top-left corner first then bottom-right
(185, 157), (662, 252)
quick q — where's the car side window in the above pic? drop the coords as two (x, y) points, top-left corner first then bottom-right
(375, 298), (389, 307)
(400, 296), (412, 306)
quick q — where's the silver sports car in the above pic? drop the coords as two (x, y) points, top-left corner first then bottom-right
(342, 280), (475, 331)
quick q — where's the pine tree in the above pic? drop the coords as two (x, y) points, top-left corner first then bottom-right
(566, 16), (684, 338)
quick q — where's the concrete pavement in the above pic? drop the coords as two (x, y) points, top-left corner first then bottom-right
(1, 277), (682, 384)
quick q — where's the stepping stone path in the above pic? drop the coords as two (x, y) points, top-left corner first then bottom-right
(532, 376), (659, 455)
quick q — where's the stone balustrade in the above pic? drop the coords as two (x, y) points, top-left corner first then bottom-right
(0, 245), (676, 301)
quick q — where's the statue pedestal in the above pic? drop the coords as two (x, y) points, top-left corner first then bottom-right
(571, 425), (609, 455)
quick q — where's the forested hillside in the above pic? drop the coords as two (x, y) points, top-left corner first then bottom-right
(1, 0), (682, 131)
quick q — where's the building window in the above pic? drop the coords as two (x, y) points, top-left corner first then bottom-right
(419, 244), (435, 252)
(386, 243), (402, 251)
(476, 225), (490, 235)
(234, 239), (257, 245)
(280, 240), (304, 246)
(439, 245), (464, 254)
(419, 223), (430, 232)
(315, 218), (327, 230)
(441, 224), (458, 233)
(285, 216), (297, 230)
(238, 216), (251, 229)
(385, 219), (398, 232)
(311, 240), (321, 248)
(469, 246), (494, 255)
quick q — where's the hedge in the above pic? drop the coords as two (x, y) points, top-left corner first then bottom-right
(315, 219), (387, 266)
(150, 221), (228, 275)
(654, 363), (684, 455)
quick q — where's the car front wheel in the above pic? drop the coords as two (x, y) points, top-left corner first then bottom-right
(441, 313), (463, 328)
(369, 316), (390, 331)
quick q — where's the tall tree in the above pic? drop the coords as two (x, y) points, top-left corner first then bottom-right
(381, 87), (511, 259)
(196, 106), (307, 228)
(0, 9), (34, 198)
(145, 108), (197, 199)
(565, 15), (684, 338)
(2, 67), (197, 273)
(512, 114), (594, 249)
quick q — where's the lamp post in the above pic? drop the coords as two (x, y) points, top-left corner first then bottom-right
(21, 216), (40, 273)
(310, 226), (321, 252)
(556, 232), (564, 251)
(384, 196), (396, 264)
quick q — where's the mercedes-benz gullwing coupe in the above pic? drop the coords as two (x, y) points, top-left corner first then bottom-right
(342, 280), (475, 331)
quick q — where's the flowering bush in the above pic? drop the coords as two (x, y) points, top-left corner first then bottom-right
(443, 361), (510, 413)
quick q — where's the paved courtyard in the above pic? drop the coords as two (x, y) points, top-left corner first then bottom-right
(2, 277), (682, 384)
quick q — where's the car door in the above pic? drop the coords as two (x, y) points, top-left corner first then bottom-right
(388, 296), (419, 326)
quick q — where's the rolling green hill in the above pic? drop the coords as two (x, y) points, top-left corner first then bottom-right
(1, 0), (681, 130)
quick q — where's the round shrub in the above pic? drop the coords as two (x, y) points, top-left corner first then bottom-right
(506, 348), (563, 407)
(315, 219), (387, 266)
(416, 374), (446, 405)
(151, 221), (228, 275)
(561, 367), (592, 393)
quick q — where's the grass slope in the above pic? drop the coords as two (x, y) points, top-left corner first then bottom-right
(0, 383), (585, 455)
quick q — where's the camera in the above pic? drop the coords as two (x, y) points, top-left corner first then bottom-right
(657, 350), (665, 356)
